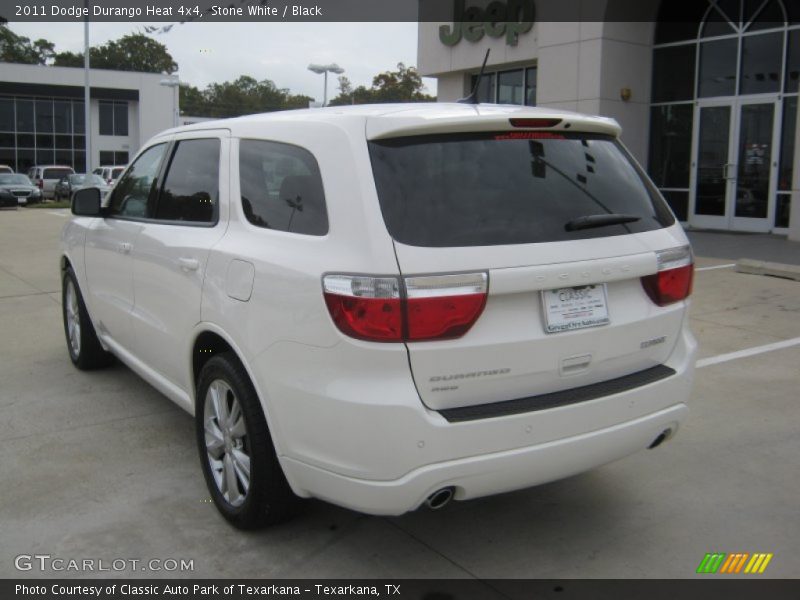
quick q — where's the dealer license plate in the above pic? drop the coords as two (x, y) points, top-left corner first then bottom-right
(541, 284), (610, 333)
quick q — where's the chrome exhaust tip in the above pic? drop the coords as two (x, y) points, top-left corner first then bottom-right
(425, 487), (455, 510)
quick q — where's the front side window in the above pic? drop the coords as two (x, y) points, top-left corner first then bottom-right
(239, 139), (328, 236)
(369, 132), (674, 247)
(154, 138), (220, 224)
(107, 143), (166, 218)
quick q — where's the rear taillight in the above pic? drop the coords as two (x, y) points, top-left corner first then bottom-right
(641, 246), (694, 306)
(405, 273), (488, 341)
(36, 180), (43, 188)
(323, 272), (488, 343)
(323, 275), (402, 342)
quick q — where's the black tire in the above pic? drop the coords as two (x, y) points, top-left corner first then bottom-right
(196, 352), (299, 529)
(62, 267), (114, 370)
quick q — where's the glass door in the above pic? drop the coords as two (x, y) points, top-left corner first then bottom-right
(690, 98), (780, 232)
(730, 100), (779, 232)
(691, 102), (734, 230)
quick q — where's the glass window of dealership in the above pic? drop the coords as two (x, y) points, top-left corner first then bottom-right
(0, 96), (129, 173)
(650, 0), (798, 233)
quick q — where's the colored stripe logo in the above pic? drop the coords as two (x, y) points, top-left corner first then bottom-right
(697, 552), (773, 574)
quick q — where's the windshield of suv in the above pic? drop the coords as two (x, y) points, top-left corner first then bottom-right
(368, 132), (674, 247)
(0, 174), (32, 185)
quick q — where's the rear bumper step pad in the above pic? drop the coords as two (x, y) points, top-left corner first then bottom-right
(438, 365), (677, 423)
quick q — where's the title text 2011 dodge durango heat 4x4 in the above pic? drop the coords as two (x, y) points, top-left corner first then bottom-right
(61, 103), (696, 529)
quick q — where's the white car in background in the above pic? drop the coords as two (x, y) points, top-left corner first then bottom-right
(92, 165), (126, 185)
(60, 103), (696, 529)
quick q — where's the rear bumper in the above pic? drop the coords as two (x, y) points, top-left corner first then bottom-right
(267, 325), (696, 515)
(283, 403), (687, 515)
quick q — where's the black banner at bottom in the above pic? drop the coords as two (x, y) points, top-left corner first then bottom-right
(4, 579), (800, 600)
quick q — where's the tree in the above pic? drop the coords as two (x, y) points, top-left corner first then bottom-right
(179, 76), (313, 118)
(53, 34), (177, 74)
(336, 75), (354, 100)
(0, 23), (54, 64)
(328, 63), (435, 106)
(1, 25), (313, 117)
(179, 84), (207, 116)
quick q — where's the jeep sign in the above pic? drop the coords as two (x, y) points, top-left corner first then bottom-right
(439, 0), (535, 46)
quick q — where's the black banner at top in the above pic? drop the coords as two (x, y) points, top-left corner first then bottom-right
(1, 0), (791, 23)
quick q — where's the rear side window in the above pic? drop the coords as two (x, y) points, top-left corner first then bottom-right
(239, 139), (328, 236)
(155, 138), (220, 223)
(368, 132), (674, 247)
(108, 143), (167, 218)
(43, 168), (72, 180)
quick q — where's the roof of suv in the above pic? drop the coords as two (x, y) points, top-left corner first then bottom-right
(159, 103), (622, 141)
(30, 165), (75, 171)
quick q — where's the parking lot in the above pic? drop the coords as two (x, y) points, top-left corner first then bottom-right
(1, 208), (798, 579)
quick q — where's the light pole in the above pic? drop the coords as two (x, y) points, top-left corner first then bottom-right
(83, 0), (92, 173)
(307, 63), (344, 107)
(159, 76), (181, 128)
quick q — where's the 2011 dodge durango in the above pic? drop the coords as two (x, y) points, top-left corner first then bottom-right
(60, 103), (696, 529)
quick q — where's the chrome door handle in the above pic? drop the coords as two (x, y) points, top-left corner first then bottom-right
(118, 242), (132, 254)
(178, 257), (200, 272)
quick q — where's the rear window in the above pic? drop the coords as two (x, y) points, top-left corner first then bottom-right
(368, 132), (674, 247)
(43, 168), (73, 180)
(112, 167), (125, 179)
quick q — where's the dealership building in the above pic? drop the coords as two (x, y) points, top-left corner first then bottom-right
(419, 0), (800, 241)
(0, 62), (176, 174)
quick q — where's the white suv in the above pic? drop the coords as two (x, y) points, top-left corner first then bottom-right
(28, 165), (75, 199)
(61, 103), (696, 529)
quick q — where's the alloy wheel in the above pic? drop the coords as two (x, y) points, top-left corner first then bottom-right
(65, 279), (81, 356)
(203, 379), (251, 507)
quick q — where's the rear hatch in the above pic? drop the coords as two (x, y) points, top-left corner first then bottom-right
(366, 112), (691, 412)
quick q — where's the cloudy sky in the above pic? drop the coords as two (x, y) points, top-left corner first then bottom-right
(8, 22), (437, 100)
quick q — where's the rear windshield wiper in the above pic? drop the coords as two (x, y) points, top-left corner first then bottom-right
(564, 214), (641, 232)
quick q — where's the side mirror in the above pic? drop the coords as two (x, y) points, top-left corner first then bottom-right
(72, 187), (103, 217)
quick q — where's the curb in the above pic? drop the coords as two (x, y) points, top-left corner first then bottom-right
(735, 259), (800, 282)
